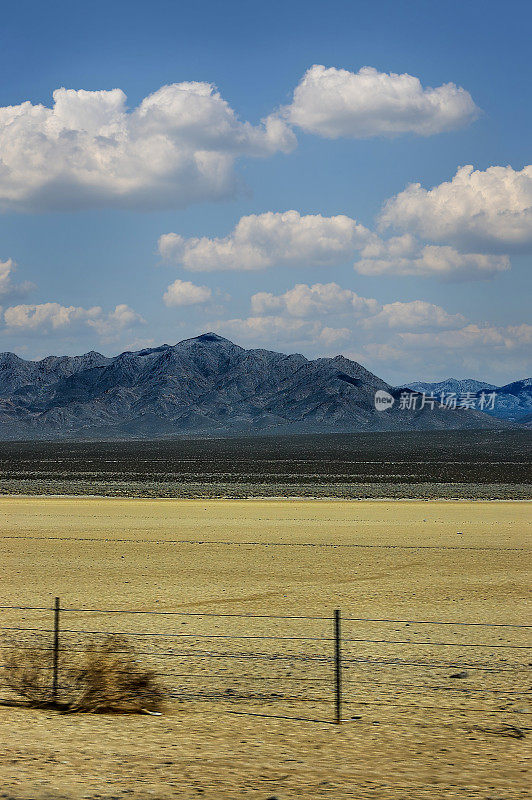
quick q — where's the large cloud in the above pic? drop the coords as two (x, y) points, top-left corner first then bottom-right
(355, 234), (509, 279)
(159, 210), (508, 280)
(159, 211), (371, 272)
(251, 282), (379, 317)
(4, 301), (144, 339)
(380, 165), (532, 252)
(250, 282), (466, 330)
(3, 302), (99, 330)
(0, 84), (295, 211)
(361, 300), (467, 331)
(159, 210), (371, 271)
(0, 69), (481, 212)
(283, 65), (479, 138)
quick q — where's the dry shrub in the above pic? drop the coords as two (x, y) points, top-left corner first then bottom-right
(2, 634), (165, 713)
(3, 641), (57, 707)
(67, 635), (165, 713)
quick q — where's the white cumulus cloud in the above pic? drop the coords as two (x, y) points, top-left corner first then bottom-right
(247, 283), (466, 335)
(379, 165), (532, 252)
(251, 282), (380, 317)
(4, 302), (144, 338)
(0, 83), (295, 211)
(158, 210), (371, 271)
(159, 209), (509, 280)
(163, 279), (213, 307)
(355, 234), (509, 279)
(4, 302), (100, 330)
(362, 300), (467, 331)
(283, 65), (479, 138)
(88, 304), (146, 338)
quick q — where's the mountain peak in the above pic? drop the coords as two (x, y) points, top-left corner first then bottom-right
(196, 332), (227, 343)
(176, 332), (245, 353)
(183, 332), (233, 345)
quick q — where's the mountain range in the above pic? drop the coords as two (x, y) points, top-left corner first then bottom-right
(405, 378), (532, 423)
(0, 333), (520, 439)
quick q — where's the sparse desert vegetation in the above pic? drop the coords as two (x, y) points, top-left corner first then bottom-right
(0, 430), (530, 499)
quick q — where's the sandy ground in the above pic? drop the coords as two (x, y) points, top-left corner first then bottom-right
(0, 497), (530, 799)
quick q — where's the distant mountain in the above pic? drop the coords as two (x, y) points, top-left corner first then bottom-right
(405, 377), (532, 422)
(0, 334), (509, 439)
(407, 378), (497, 395)
(492, 379), (532, 422)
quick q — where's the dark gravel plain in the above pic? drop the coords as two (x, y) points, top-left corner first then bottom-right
(0, 430), (530, 499)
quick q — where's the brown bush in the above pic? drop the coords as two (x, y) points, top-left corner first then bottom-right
(3, 640), (57, 707)
(2, 634), (165, 713)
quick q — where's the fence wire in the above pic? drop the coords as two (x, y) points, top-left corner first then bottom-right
(1, 602), (530, 725)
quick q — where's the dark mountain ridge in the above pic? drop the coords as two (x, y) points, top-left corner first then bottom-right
(0, 333), (511, 439)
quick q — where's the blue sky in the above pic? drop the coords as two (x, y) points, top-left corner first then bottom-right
(0, 0), (530, 383)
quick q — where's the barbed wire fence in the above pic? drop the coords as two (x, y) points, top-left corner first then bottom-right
(0, 601), (530, 727)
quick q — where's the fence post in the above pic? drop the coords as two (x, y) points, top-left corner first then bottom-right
(334, 609), (342, 724)
(52, 597), (60, 703)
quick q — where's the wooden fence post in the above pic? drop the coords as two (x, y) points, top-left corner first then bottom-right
(52, 597), (60, 703)
(334, 609), (342, 724)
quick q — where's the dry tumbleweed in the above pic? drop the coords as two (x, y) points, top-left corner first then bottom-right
(2, 634), (165, 714)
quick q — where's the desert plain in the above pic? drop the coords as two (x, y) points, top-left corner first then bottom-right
(0, 496), (530, 799)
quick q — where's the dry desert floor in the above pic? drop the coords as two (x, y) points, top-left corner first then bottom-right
(0, 496), (530, 799)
